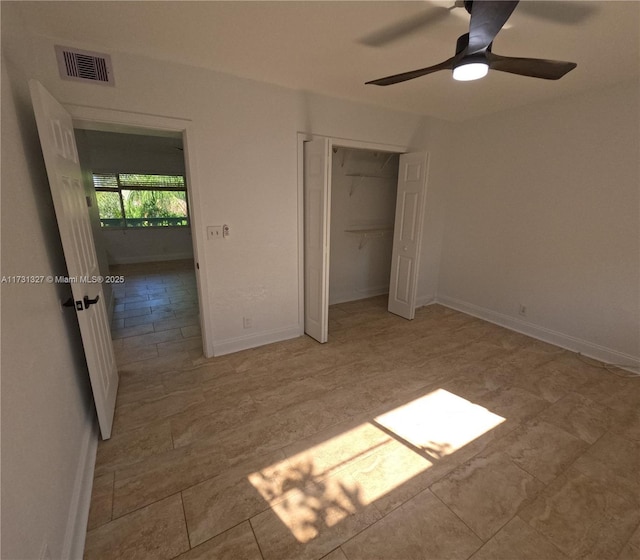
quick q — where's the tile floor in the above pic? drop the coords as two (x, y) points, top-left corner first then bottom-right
(84, 262), (640, 560)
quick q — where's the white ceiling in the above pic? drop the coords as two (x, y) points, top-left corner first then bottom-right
(15, 0), (640, 121)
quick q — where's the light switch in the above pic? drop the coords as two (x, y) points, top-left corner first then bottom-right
(207, 226), (223, 240)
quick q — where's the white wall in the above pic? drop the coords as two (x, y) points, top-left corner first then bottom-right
(1, 17), (97, 560)
(100, 227), (194, 265)
(329, 148), (398, 304)
(437, 81), (640, 363)
(18, 28), (440, 357)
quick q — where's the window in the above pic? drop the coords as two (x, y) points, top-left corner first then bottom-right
(93, 173), (189, 228)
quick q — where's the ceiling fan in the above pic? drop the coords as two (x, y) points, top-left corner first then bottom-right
(366, 0), (577, 85)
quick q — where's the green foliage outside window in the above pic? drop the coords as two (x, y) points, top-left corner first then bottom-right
(93, 173), (189, 228)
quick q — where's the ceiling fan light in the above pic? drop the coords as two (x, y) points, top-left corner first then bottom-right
(452, 62), (489, 81)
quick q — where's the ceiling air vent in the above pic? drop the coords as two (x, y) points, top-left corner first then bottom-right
(55, 45), (115, 86)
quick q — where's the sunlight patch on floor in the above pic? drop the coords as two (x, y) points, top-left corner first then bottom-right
(248, 389), (505, 543)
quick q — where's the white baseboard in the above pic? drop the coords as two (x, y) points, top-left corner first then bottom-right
(329, 287), (389, 306)
(212, 325), (303, 357)
(416, 294), (437, 308)
(436, 295), (640, 373)
(108, 252), (194, 265)
(62, 417), (98, 560)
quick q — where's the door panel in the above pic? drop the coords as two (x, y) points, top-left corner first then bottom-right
(388, 152), (429, 320)
(304, 137), (330, 343)
(30, 80), (118, 439)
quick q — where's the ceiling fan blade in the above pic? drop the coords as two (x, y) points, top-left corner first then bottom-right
(366, 57), (458, 86)
(467, 1), (519, 54)
(487, 52), (577, 80)
(360, 7), (453, 47)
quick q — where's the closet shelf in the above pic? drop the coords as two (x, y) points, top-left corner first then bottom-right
(345, 226), (393, 249)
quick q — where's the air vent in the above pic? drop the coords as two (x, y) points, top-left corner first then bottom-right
(55, 45), (115, 86)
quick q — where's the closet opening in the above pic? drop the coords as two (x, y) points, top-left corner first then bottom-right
(302, 135), (429, 344)
(329, 147), (399, 307)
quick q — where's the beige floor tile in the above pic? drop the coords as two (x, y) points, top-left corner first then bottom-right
(431, 450), (545, 541)
(618, 523), (640, 560)
(181, 324), (201, 338)
(84, 494), (189, 560)
(520, 467), (640, 559)
(157, 336), (202, 357)
(538, 392), (615, 444)
(114, 344), (159, 366)
(250, 470), (383, 560)
(86, 472), (114, 531)
(171, 394), (258, 449)
(321, 548), (348, 560)
(469, 516), (568, 560)
(122, 328), (184, 348)
(125, 297), (171, 310)
(488, 418), (589, 483)
(346, 435), (457, 516)
(611, 410), (640, 443)
(113, 442), (229, 518)
(174, 522), (262, 560)
(94, 421), (174, 477)
(573, 432), (640, 505)
(112, 388), (205, 434)
(87, 274), (640, 559)
(182, 450), (288, 547)
(124, 309), (175, 328)
(340, 488), (482, 560)
(282, 419), (391, 481)
(154, 314), (200, 333)
(111, 322), (155, 340)
(117, 351), (197, 377)
(115, 375), (166, 407)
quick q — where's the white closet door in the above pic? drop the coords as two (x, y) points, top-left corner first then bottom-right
(304, 137), (331, 343)
(388, 152), (429, 320)
(30, 80), (119, 439)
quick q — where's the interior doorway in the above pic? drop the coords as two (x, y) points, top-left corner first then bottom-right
(74, 127), (203, 359)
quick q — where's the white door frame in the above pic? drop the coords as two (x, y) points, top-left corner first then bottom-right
(67, 105), (214, 358)
(296, 133), (410, 335)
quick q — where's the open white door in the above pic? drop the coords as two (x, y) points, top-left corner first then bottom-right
(388, 152), (429, 320)
(304, 137), (331, 343)
(30, 80), (118, 439)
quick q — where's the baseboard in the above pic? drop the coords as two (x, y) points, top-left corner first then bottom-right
(62, 417), (98, 559)
(416, 294), (437, 308)
(436, 295), (640, 373)
(212, 325), (303, 357)
(329, 287), (389, 306)
(108, 252), (194, 265)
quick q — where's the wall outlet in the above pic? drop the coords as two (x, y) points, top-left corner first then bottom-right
(207, 226), (223, 240)
(518, 304), (527, 317)
(243, 316), (252, 329)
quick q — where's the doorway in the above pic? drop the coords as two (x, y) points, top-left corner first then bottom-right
(67, 104), (213, 359)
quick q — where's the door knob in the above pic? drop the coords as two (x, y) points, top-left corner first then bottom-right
(83, 294), (100, 308)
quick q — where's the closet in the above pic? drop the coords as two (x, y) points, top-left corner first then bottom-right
(303, 136), (428, 344)
(329, 147), (400, 305)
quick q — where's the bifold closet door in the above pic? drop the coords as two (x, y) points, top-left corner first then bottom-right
(304, 137), (331, 343)
(388, 152), (429, 320)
